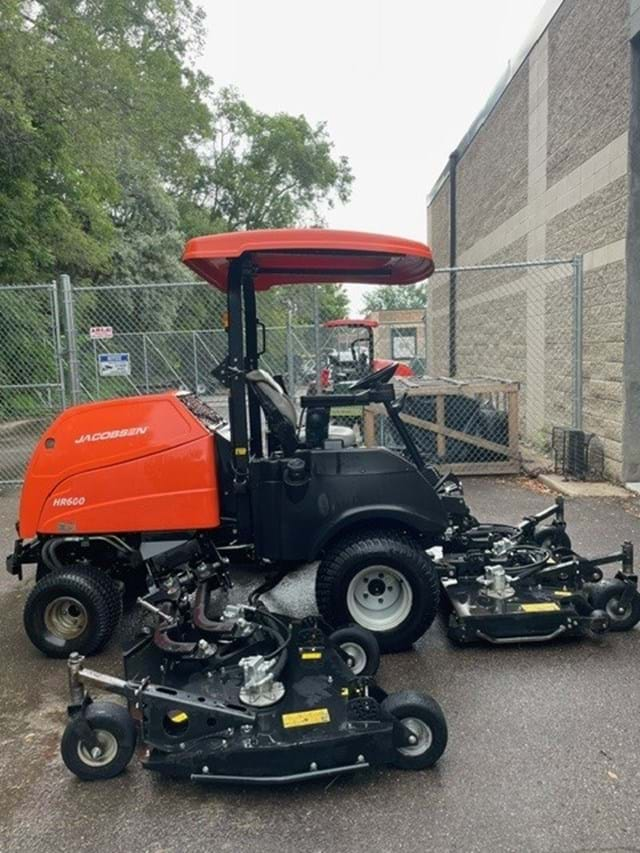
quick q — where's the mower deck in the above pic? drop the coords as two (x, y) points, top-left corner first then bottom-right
(61, 575), (448, 785)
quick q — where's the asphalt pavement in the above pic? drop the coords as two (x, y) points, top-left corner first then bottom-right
(2, 476), (640, 853)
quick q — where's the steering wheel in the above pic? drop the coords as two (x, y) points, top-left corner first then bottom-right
(350, 362), (398, 391)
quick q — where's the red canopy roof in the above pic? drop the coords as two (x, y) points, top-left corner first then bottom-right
(182, 229), (434, 292)
(323, 318), (379, 329)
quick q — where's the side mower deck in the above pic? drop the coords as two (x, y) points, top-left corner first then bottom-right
(435, 500), (639, 645)
(61, 579), (448, 785)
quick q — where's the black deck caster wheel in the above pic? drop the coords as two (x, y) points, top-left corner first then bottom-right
(382, 691), (448, 770)
(588, 581), (640, 632)
(24, 565), (122, 658)
(61, 702), (136, 781)
(532, 526), (572, 552)
(316, 531), (440, 653)
(330, 625), (380, 676)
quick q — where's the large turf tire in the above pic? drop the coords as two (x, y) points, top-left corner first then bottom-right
(588, 580), (640, 632)
(315, 530), (440, 653)
(382, 691), (448, 770)
(61, 701), (136, 781)
(24, 565), (122, 658)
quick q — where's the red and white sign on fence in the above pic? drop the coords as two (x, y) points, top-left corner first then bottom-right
(89, 326), (113, 340)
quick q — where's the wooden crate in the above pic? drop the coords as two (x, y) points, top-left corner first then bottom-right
(363, 376), (521, 475)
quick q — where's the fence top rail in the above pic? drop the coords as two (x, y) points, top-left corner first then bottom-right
(71, 280), (202, 292)
(433, 257), (578, 274)
(0, 282), (55, 292)
(0, 382), (63, 390)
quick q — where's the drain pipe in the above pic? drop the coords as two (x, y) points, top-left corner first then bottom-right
(448, 150), (458, 377)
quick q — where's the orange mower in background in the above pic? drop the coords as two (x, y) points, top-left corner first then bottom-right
(317, 318), (414, 393)
(11, 228), (635, 661)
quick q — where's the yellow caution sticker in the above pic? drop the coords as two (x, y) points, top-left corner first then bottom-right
(300, 651), (322, 660)
(282, 708), (330, 729)
(521, 602), (561, 613)
(234, 447), (248, 456)
(553, 590), (573, 597)
(168, 711), (189, 723)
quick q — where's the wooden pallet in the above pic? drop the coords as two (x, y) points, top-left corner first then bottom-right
(363, 376), (521, 475)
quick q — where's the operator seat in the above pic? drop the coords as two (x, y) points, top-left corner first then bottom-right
(246, 369), (356, 453)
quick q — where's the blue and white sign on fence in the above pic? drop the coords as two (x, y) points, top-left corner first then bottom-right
(98, 352), (131, 377)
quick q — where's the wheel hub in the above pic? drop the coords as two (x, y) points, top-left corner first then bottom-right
(77, 729), (118, 767)
(398, 717), (433, 757)
(347, 566), (414, 632)
(44, 596), (88, 640)
(606, 597), (631, 621)
(340, 641), (367, 674)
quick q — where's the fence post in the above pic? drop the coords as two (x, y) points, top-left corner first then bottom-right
(192, 331), (199, 393)
(572, 255), (584, 430)
(142, 334), (150, 393)
(59, 274), (81, 405)
(423, 304), (428, 376)
(313, 285), (321, 389)
(287, 308), (295, 392)
(50, 280), (67, 409)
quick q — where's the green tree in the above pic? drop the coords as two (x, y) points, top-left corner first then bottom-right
(179, 88), (354, 233)
(362, 283), (427, 313)
(0, 0), (211, 284)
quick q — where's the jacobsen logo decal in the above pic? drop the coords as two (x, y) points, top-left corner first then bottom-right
(52, 496), (86, 507)
(74, 426), (148, 444)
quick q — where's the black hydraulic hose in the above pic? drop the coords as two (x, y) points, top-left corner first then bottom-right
(42, 538), (65, 572)
(504, 546), (563, 585)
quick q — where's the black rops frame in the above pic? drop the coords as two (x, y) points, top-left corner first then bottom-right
(226, 255), (264, 539)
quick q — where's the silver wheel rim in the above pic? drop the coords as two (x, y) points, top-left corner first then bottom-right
(77, 729), (118, 767)
(44, 596), (88, 639)
(398, 717), (433, 757)
(347, 566), (413, 632)
(340, 641), (368, 675)
(606, 597), (631, 622)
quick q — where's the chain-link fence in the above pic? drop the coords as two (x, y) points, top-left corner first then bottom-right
(365, 258), (581, 471)
(0, 256), (582, 485)
(0, 283), (66, 485)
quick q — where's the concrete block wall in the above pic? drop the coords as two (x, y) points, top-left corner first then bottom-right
(427, 0), (633, 479)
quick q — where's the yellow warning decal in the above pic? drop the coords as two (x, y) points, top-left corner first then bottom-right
(300, 651), (322, 660)
(521, 602), (561, 613)
(282, 708), (330, 729)
(168, 711), (189, 723)
(553, 590), (573, 597)
(234, 447), (248, 456)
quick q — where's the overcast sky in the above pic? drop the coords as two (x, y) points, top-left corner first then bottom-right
(198, 0), (549, 311)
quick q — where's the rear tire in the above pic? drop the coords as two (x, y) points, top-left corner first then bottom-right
(61, 701), (136, 781)
(316, 530), (440, 652)
(24, 565), (122, 658)
(382, 690), (448, 769)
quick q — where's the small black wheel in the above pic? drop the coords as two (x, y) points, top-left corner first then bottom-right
(24, 565), (122, 658)
(532, 526), (572, 551)
(61, 702), (136, 781)
(316, 530), (440, 653)
(382, 690), (448, 770)
(588, 580), (640, 632)
(329, 624), (380, 676)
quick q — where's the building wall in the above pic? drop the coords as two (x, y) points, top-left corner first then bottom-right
(426, 0), (633, 478)
(366, 309), (426, 368)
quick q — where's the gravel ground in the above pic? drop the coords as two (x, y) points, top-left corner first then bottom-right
(2, 476), (640, 853)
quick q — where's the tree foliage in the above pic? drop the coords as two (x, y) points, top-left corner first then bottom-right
(362, 283), (427, 313)
(0, 1), (353, 297)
